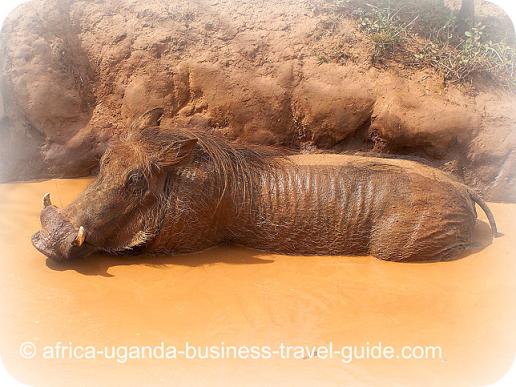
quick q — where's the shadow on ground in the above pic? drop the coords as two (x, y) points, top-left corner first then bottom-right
(46, 245), (275, 277)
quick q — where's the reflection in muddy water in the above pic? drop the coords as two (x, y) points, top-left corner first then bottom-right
(0, 178), (515, 386)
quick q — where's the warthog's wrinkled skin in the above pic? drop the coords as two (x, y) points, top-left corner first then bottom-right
(32, 109), (499, 263)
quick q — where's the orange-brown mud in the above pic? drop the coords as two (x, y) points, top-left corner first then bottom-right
(0, 178), (515, 386)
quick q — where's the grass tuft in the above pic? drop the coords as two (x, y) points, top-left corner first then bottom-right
(312, 0), (516, 88)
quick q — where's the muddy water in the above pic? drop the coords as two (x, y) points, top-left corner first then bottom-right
(0, 178), (515, 386)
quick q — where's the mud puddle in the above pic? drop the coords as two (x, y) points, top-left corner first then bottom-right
(0, 178), (515, 386)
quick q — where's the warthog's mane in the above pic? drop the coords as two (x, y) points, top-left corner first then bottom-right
(128, 126), (288, 203)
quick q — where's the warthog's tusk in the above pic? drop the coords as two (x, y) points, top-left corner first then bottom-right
(43, 193), (52, 208)
(75, 226), (86, 247)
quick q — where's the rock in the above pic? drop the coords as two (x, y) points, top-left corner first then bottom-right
(0, 0), (515, 201)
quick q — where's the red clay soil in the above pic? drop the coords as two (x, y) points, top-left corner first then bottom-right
(0, 0), (515, 201)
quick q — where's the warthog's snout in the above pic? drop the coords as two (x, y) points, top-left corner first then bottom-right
(31, 193), (91, 261)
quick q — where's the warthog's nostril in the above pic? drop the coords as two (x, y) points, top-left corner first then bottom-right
(75, 226), (86, 247)
(43, 192), (52, 208)
(31, 231), (46, 254)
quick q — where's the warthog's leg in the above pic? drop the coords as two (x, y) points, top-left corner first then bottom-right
(368, 213), (473, 262)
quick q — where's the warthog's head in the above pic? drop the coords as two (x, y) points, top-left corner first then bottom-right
(32, 109), (198, 261)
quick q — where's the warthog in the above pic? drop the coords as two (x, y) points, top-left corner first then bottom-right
(32, 109), (499, 262)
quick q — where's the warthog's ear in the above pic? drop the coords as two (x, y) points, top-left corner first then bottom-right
(155, 138), (198, 169)
(130, 107), (164, 131)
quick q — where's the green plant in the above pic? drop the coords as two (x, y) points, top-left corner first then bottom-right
(357, 4), (415, 63)
(416, 22), (515, 86)
(313, 0), (516, 87)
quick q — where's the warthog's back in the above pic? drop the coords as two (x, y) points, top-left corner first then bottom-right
(230, 155), (477, 261)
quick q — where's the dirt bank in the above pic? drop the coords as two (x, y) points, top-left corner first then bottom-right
(0, 0), (515, 201)
(0, 176), (515, 385)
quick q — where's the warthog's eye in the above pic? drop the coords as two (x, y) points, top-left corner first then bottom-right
(126, 170), (148, 195)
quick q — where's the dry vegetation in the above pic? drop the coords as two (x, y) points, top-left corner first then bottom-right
(312, 0), (516, 88)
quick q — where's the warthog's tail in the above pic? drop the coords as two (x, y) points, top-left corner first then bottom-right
(469, 190), (501, 238)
